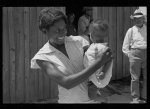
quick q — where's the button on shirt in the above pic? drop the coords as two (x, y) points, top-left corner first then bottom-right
(122, 24), (147, 56)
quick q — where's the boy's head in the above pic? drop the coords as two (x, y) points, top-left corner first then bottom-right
(89, 19), (109, 43)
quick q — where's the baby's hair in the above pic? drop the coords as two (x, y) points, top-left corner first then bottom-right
(89, 19), (109, 33)
(39, 8), (67, 34)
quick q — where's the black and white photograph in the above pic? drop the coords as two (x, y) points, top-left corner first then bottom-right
(2, 6), (147, 104)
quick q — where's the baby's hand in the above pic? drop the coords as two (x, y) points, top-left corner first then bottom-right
(96, 48), (113, 65)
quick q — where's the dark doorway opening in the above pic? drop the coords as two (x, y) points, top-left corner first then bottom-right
(66, 6), (84, 31)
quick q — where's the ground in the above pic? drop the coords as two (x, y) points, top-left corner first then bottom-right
(33, 76), (133, 104)
(88, 76), (132, 103)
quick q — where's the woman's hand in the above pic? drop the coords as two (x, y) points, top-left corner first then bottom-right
(96, 47), (113, 65)
(96, 71), (105, 80)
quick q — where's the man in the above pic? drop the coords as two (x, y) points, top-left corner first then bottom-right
(122, 9), (147, 103)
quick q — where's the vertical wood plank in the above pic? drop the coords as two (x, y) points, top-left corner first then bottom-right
(49, 80), (58, 101)
(29, 7), (35, 102)
(3, 7), (10, 103)
(8, 7), (16, 103)
(35, 7), (40, 101)
(116, 7), (123, 79)
(108, 7), (117, 80)
(97, 7), (103, 19)
(24, 7), (30, 103)
(103, 7), (109, 42)
(37, 7), (44, 100)
(93, 7), (98, 20)
(103, 7), (109, 21)
(123, 7), (130, 77)
(29, 7), (39, 102)
(14, 7), (25, 103)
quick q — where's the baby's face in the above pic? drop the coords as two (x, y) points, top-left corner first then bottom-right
(90, 29), (108, 43)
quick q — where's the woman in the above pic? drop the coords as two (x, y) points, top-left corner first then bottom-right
(31, 8), (113, 103)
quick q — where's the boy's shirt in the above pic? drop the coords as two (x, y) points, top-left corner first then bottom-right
(83, 43), (113, 88)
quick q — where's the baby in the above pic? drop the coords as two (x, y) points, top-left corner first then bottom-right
(83, 19), (113, 88)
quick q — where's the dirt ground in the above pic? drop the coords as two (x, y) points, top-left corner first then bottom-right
(34, 76), (134, 104)
(88, 76), (132, 103)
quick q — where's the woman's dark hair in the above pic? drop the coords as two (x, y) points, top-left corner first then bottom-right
(39, 8), (67, 34)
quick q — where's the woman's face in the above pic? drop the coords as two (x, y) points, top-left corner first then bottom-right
(47, 19), (67, 45)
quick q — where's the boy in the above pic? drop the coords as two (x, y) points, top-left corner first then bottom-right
(83, 19), (113, 93)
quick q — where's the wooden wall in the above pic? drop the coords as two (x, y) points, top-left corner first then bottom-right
(3, 7), (137, 103)
(3, 7), (64, 103)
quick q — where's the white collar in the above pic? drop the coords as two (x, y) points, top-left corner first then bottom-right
(38, 36), (77, 54)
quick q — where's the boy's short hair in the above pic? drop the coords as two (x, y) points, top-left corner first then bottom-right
(39, 8), (67, 34)
(89, 19), (109, 33)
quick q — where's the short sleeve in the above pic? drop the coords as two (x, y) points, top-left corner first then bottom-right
(78, 36), (90, 48)
(31, 53), (50, 69)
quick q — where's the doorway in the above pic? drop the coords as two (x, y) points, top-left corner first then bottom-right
(66, 6), (84, 30)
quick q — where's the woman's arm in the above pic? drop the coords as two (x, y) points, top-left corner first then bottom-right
(102, 59), (113, 74)
(37, 48), (113, 90)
